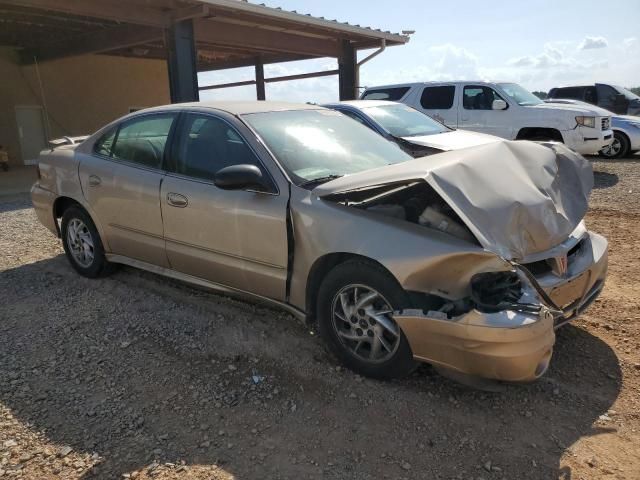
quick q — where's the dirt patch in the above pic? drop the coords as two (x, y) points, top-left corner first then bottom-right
(1, 156), (639, 480)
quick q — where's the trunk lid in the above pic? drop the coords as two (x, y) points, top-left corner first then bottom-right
(313, 140), (593, 260)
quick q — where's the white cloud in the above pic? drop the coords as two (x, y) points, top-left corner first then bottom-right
(623, 37), (638, 49)
(578, 36), (608, 50)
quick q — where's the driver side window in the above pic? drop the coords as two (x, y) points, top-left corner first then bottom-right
(174, 114), (262, 182)
(463, 86), (505, 110)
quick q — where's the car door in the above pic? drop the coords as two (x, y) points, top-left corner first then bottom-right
(459, 84), (511, 138)
(413, 84), (458, 127)
(160, 111), (289, 301)
(78, 112), (177, 267)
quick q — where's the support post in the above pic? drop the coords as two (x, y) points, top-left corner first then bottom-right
(338, 40), (357, 100)
(255, 56), (266, 100)
(166, 19), (199, 103)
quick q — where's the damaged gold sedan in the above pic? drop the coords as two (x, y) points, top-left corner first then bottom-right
(31, 102), (607, 382)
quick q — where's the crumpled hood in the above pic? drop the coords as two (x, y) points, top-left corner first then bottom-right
(400, 129), (501, 151)
(314, 140), (593, 260)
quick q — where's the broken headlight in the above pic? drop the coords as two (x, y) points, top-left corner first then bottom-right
(470, 271), (540, 315)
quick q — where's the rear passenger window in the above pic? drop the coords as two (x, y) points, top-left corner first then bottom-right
(552, 87), (584, 100)
(361, 87), (410, 101)
(420, 86), (455, 109)
(174, 114), (262, 182)
(111, 114), (176, 169)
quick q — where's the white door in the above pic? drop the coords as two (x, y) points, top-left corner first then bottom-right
(459, 85), (512, 138)
(15, 106), (48, 165)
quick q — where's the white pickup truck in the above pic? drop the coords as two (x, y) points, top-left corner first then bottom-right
(361, 81), (613, 155)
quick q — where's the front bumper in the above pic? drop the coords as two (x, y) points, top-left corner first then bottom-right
(563, 127), (614, 155)
(395, 307), (555, 382)
(394, 230), (608, 382)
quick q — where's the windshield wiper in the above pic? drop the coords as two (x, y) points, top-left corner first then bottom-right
(300, 174), (344, 188)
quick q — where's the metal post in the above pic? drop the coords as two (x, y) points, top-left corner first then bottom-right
(255, 56), (266, 100)
(338, 39), (357, 100)
(166, 19), (199, 103)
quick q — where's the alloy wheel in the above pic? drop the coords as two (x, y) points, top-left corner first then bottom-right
(331, 284), (400, 363)
(601, 137), (622, 158)
(66, 218), (95, 267)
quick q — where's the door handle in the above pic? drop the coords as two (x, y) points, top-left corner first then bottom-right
(88, 175), (101, 187)
(167, 192), (188, 208)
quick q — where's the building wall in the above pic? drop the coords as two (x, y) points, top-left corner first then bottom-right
(0, 48), (170, 166)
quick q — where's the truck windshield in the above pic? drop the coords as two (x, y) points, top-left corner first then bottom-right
(361, 104), (449, 137)
(614, 85), (640, 101)
(243, 109), (412, 186)
(499, 83), (543, 106)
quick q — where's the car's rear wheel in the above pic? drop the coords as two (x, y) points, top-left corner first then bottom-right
(317, 260), (416, 379)
(61, 206), (114, 278)
(599, 131), (630, 159)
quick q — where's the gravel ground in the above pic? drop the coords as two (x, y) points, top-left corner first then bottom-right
(1, 156), (639, 480)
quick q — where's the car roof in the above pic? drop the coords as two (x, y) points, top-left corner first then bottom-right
(133, 101), (324, 116)
(363, 81), (512, 90)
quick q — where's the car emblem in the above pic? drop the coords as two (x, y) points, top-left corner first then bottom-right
(551, 254), (569, 277)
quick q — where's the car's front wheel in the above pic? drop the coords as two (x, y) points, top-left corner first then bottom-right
(317, 260), (416, 379)
(599, 131), (630, 159)
(61, 205), (114, 278)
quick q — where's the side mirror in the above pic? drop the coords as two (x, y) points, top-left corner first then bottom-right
(492, 99), (508, 110)
(214, 164), (267, 191)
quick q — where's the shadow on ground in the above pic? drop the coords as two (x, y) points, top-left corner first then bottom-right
(0, 256), (622, 479)
(593, 171), (619, 189)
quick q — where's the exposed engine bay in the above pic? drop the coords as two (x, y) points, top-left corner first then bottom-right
(348, 182), (478, 245)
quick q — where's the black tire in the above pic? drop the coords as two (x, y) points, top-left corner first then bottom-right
(599, 131), (630, 159)
(61, 205), (114, 278)
(317, 260), (417, 379)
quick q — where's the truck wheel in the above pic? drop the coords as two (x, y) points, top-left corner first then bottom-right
(61, 206), (114, 278)
(599, 131), (630, 159)
(317, 260), (417, 380)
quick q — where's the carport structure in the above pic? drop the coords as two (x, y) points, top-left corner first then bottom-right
(0, 0), (410, 102)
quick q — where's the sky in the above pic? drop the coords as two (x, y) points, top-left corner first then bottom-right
(199, 0), (640, 103)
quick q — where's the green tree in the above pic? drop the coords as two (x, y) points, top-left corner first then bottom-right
(630, 87), (640, 96)
(532, 91), (548, 99)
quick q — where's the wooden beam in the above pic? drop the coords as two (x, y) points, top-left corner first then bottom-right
(255, 56), (265, 100)
(199, 69), (338, 91)
(194, 18), (340, 58)
(21, 24), (163, 63)
(0, 0), (168, 27)
(196, 53), (315, 72)
(167, 19), (199, 103)
(338, 40), (357, 100)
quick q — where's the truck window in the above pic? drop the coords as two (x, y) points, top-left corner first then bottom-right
(550, 87), (585, 100)
(361, 87), (410, 101)
(420, 86), (455, 109)
(463, 86), (506, 110)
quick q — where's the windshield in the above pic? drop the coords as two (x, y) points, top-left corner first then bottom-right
(499, 83), (543, 106)
(361, 104), (449, 137)
(243, 109), (412, 186)
(614, 85), (640, 101)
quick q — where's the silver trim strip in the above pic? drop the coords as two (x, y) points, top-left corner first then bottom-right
(105, 254), (306, 320)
